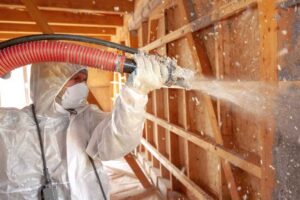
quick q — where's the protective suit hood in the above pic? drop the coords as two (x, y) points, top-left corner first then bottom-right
(30, 62), (86, 116)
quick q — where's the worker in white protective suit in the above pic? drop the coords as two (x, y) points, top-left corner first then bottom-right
(0, 54), (165, 200)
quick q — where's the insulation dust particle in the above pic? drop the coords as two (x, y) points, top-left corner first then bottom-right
(217, 164), (220, 171)
(294, 126), (298, 131)
(113, 6), (120, 11)
(277, 64), (282, 71)
(218, 122), (222, 127)
(281, 30), (288, 35)
(237, 186), (242, 191)
(200, 130), (204, 136)
(92, 0), (96, 5)
(235, 61), (241, 67)
(242, 194), (248, 200)
(228, 183), (231, 189)
(269, 165), (275, 170)
(194, 98), (200, 105)
(278, 48), (288, 56)
(290, 116), (293, 120)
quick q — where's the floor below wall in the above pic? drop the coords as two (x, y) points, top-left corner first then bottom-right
(103, 158), (163, 200)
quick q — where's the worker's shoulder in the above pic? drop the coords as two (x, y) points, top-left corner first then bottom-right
(0, 106), (31, 127)
(0, 106), (30, 115)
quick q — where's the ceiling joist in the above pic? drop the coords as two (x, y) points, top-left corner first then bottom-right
(0, 0), (134, 13)
(0, 23), (116, 35)
(0, 33), (111, 42)
(21, 0), (53, 34)
(0, 7), (123, 27)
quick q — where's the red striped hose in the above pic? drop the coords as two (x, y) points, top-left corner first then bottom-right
(0, 41), (126, 77)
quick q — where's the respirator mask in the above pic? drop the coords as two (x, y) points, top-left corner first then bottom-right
(58, 82), (89, 109)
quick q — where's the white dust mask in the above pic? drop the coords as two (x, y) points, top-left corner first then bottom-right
(61, 82), (89, 109)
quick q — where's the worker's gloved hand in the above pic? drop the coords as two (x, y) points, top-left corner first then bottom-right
(127, 54), (167, 95)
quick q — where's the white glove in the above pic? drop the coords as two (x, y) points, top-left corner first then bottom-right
(127, 54), (166, 95)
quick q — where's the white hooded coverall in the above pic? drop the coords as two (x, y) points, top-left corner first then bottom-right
(0, 62), (148, 199)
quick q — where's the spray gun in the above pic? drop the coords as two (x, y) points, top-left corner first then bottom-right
(0, 34), (195, 89)
(154, 56), (195, 89)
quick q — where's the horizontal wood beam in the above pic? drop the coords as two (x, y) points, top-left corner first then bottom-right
(145, 113), (262, 178)
(141, 138), (214, 200)
(0, 23), (116, 35)
(0, 34), (111, 41)
(142, 0), (257, 52)
(0, 0), (134, 13)
(0, 7), (123, 27)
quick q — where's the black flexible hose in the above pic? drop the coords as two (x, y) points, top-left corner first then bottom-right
(0, 34), (139, 54)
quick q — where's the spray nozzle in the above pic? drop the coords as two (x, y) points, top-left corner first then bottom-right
(158, 56), (195, 89)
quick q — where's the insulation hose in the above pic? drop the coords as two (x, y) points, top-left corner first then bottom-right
(0, 34), (139, 54)
(0, 40), (137, 77)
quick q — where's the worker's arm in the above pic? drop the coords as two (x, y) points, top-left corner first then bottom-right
(86, 54), (164, 161)
(86, 86), (147, 161)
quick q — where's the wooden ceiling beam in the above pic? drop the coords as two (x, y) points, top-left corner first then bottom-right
(0, 33), (111, 41)
(21, 0), (53, 34)
(0, 0), (134, 13)
(0, 23), (116, 35)
(0, 7), (123, 27)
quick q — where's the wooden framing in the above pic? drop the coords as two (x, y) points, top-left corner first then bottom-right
(145, 113), (261, 178)
(0, 23), (116, 35)
(0, 7), (123, 27)
(115, 0), (294, 199)
(141, 0), (257, 52)
(141, 138), (214, 200)
(3, 0), (295, 199)
(258, 0), (278, 199)
(0, 0), (134, 13)
(21, 0), (52, 33)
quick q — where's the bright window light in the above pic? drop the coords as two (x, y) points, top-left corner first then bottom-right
(0, 65), (31, 108)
